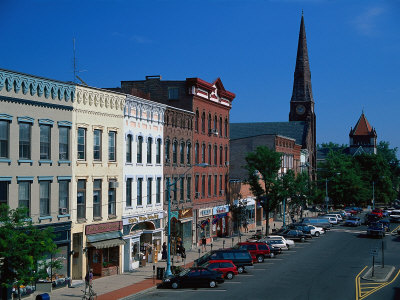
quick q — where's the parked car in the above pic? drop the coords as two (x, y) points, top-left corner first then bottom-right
(265, 235), (295, 248)
(288, 224), (312, 235)
(364, 213), (380, 225)
(279, 229), (311, 242)
(366, 222), (385, 238)
(194, 249), (253, 274)
(371, 209), (384, 218)
(300, 217), (332, 231)
(325, 213), (343, 222)
(201, 260), (238, 280)
(259, 238), (289, 250)
(246, 233), (264, 242)
(344, 216), (361, 227)
(378, 219), (390, 232)
(307, 225), (325, 237)
(321, 216), (338, 225)
(162, 267), (225, 289)
(389, 210), (400, 222)
(234, 242), (274, 262)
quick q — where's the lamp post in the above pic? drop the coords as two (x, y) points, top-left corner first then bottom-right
(165, 163), (208, 277)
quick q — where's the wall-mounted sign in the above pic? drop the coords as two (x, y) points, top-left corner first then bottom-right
(85, 221), (122, 235)
(123, 213), (161, 226)
(213, 205), (229, 215)
(179, 208), (193, 219)
(199, 208), (212, 217)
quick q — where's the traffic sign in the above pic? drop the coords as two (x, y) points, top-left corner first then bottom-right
(370, 249), (378, 257)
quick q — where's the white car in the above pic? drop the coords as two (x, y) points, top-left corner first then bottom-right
(325, 214), (343, 222)
(259, 238), (289, 250)
(389, 210), (400, 222)
(266, 235), (295, 248)
(307, 225), (325, 237)
(322, 216), (338, 225)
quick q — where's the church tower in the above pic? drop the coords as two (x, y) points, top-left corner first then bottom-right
(349, 112), (377, 155)
(289, 14), (317, 178)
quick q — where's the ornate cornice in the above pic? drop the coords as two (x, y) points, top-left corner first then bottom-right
(75, 85), (126, 113)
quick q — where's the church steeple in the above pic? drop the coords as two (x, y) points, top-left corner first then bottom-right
(291, 14), (314, 103)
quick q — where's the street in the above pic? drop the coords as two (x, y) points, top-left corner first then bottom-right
(131, 220), (400, 300)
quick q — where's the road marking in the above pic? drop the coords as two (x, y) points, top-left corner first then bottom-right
(355, 265), (368, 300)
(360, 269), (400, 299)
(223, 281), (241, 284)
(390, 224), (400, 234)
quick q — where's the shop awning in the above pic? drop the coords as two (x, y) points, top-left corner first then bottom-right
(89, 238), (126, 249)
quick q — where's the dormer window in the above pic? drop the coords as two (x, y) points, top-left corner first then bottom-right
(168, 87), (179, 100)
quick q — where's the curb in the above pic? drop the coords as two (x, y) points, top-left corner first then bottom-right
(362, 265), (395, 282)
(119, 285), (158, 300)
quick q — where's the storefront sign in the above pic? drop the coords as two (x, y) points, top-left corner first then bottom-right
(213, 205), (229, 215)
(85, 221), (122, 235)
(179, 208), (193, 219)
(124, 213), (160, 225)
(199, 208), (212, 217)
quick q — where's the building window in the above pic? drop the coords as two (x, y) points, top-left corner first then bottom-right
(180, 177), (184, 202)
(18, 181), (30, 216)
(201, 175), (205, 197)
(219, 175), (223, 195)
(93, 179), (102, 218)
(165, 139), (170, 162)
(208, 144), (212, 165)
(195, 143), (199, 164)
(40, 181), (50, 217)
(172, 140), (177, 164)
(77, 128), (86, 160)
(186, 142), (191, 164)
(93, 129), (102, 161)
(59, 127), (69, 160)
(147, 137), (152, 164)
(147, 178), (152, 205)
(137, 136), (143, 163)
(195, 175), (199, 197)
(19, 123), (31, 159)
(225, 146), (228, 165)
(39, 125), (51, 159)
(214, 175), (217, 196)
(214, 145), (217, 165)
(156, 177), (161, 204)
(126, 178), (132, 207)
(108, 181), (116, 216)
(165, 177), (170, 203)
(201, 144), (205, 163)
(214, 115), (217, 130)
(0, 121), (10, 159)
(168, 87), (179, 100)
(208, 175), (211, 196)
(224, 118), (228, 137)
(108, 131), (116, 161)
(156, 138), (161, 164)
(137, 178), (143, 206)
(186, 176), (191, 201)
(201, 112), (205, 133)
(220, 146), (223, 166)
(208, 113), (212, 133)
(77, 179), (86, 219)
(219, 117), (222, 136)
(195, 110), (199, 131)
(0, 181), (8, 206)
(180, 142), (185, 164)
(59, 181), (69, 213)
(126, 134), (132, 163)
(173, 177), (177, 203)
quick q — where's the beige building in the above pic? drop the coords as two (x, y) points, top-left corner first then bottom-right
(0, 68), (75, 286)
(71, 85), (126, 279)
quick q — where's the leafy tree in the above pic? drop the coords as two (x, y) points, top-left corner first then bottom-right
(244, 146), (281, 236)
(377, 141), (400, 196)
(317, 142), (348, 152)
(0, 205), (57, 299)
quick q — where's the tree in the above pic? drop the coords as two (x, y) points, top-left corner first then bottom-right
(0, 205), (57, 299)
(317, 142), (348, 152)
(377, 141), (400, 196)
(244, 146), (282, 236)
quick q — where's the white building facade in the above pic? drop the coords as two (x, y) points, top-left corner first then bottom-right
(122, 95), (166, 271)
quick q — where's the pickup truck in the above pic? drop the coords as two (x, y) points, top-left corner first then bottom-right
(367, 222), (386, 238)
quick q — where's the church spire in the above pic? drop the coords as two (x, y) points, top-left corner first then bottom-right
(291, 14), (314, 103)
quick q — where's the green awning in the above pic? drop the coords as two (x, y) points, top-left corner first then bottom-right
(89, 238), (126, 249)
(87, 231), (122, 243)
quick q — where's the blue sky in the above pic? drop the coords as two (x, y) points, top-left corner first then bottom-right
(1, 0), (399, 151)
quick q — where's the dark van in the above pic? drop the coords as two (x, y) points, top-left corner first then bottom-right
(194, 249), (253, 274)
(300, 217), (331, 231)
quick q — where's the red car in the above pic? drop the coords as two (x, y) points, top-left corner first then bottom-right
(371, 209), (383, 218)
(202, 260), (238, 280)
(234, 242), (274, 263)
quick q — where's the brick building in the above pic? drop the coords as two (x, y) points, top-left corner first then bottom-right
(118, 76), (235, 245)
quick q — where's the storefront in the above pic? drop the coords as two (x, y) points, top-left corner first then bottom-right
(85, 221), (125, 277)
(169, 208), (193, 252)
(197, 207), (213, 244)
(122, 212), (164, 272)
(212, 205), (229, 237)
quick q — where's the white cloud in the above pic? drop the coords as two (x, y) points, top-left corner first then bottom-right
(353, 6), (385, 36)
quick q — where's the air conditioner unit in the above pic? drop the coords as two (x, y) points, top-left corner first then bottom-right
(225, 161), (229, 166)
(195, 192), (200, 198)
(166, 158), (171, 163)
(219, 190), (225, 196)
(59, 207), (68, 215)
(109, 181), (119, 188)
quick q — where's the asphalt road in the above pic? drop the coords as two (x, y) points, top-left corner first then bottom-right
(132, 219), (400, 300)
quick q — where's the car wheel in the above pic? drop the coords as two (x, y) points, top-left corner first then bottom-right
(257, 255), (265, 263)
(226, 272), (234, 280)
(300, 237), (305, 243)
(237, 266), (244, 274)
(287, 244), (290, 250)
(209, 280), (216, 288)
(315, 231), (320, 237)
(171, 282), (179, 289)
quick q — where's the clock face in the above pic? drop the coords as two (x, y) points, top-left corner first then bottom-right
(296, 105), (306, 115)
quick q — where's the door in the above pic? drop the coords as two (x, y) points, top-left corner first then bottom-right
(72, 233), (82, 279)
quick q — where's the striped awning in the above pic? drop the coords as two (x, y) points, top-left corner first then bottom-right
(89, 238), (126, 249)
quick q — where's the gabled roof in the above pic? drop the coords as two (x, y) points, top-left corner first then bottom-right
(186, 77), (235, 101)
(230, 121), (307, 145)
(349, 112), (376, 136)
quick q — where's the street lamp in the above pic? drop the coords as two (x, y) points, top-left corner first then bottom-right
(165, 163), (208, 277)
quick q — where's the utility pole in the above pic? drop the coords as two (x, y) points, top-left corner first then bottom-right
(325, 178), (328, 213)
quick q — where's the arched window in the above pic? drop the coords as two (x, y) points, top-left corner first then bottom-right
(224, 118), (228, 137)
(195, 110), (199, 131)
(219, 146), (223, 166)
(225, 146), (228, 165)
(147, 137), (152, 164)
(208, 144), (212, 165)
(214, 145), (217, 165)
(165, 139), (170, 162)
(195, 143), (199, 164)
(201, 143), (205, 163)
(156, 138), (161, 164)
(201, 112), (205, 133)
(126, 134), (132, 163)
(187, 142), (191, 164)
(208, 113), (212, 133)
(214, 115), (217, 130)
(173, 140), (178, 163)
(219, 117), (222, 136)
(137, 136), (143, 163)
(180, 141), (185, 164)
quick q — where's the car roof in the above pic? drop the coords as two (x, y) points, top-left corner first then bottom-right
(207, 260), (234, 264)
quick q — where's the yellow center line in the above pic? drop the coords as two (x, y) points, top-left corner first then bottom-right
(360, 269), (400, 299)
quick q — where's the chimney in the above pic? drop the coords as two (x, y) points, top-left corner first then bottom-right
(145, 75), (162, 80)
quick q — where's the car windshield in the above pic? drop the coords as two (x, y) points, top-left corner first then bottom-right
(178, 269), (191, 277)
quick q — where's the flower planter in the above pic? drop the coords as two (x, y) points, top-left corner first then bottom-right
(101, 265), (119, 277)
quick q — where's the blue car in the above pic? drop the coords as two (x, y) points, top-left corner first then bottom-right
(344, 216), (361, 227)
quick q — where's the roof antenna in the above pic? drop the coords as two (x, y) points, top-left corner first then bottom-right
(73, 38), (88, 85)
(73, 38), (76, 83)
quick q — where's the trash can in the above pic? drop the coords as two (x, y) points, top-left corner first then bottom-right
(36, 293), (50, 300)
(156, 267), (165, 279)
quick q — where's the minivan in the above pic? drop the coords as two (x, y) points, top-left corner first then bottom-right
(325, 213), (343, 222)
(300, 218), (331, 230)
(194, 249), (253, 274)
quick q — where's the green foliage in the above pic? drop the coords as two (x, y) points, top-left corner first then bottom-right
(377, 141), (400, 194)
(0, 205), (58, 291)
(317, 142), (348, 151)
